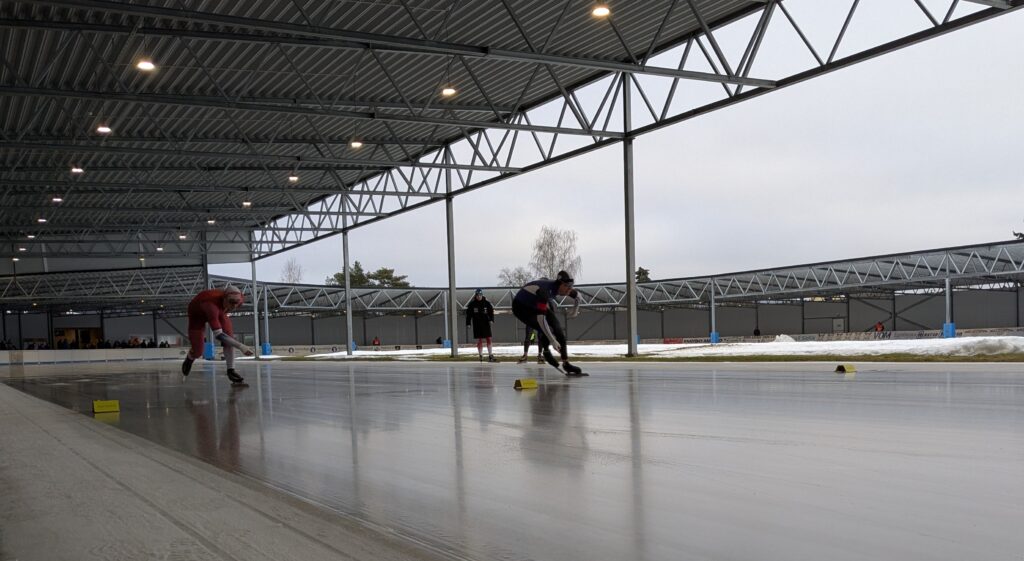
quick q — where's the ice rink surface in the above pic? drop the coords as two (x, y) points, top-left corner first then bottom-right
(3, 360), (1022, 561)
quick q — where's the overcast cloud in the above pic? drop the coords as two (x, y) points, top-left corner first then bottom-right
(215, 6), (1024, 288)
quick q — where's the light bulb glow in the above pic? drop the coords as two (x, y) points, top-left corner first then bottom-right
(96, 125), (112, 134)
(137, 60), (156, 71)
(441, 86), (457, 97)
(70, 166), (84, 174)
(592, 4), (610, 17)
(288, 175), (299, 183)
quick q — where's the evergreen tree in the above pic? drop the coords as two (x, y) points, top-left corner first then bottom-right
(325, 260), (369, 286)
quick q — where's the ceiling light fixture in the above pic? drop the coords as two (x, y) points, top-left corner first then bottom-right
(207, 218), (216, 225)
(51, 196), (63, 203)
(178, 233), (187, 240)
(137, 60), (156, 71)
(96, 125), (112, 134)
(12, 258), (19, 262)
(592, 4), (611, 17)
(18, 247), (26, 252)
(70, 166), (84, 174)
(156, 246), (164, 252)
(441, 85), (457, 97)
(37, 217), (47, 223)
(26, 234), (35, 239)
(242, 200), (252, 208)
(349, 139), (364, 149)
(288, 175), (299, 183)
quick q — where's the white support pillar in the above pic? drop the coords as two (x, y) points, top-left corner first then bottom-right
(343, 230), (354, 355)
(262, 284), (270, 351)
(445, 148), (459, 357)
(943, 278), (955, 338)
(622, 72), (639, 356)
(251, 259), (261, 357)
(709, 280), (720, 344)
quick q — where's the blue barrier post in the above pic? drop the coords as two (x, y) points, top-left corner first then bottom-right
(710, 332), (721, 344)
(261, 341), (272, 355)
(442, 339), (452, 348)
(203, 341), (214, 359)
(942, 322), (956, 338)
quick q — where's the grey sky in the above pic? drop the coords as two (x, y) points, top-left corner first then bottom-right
(215, 5), (1024, 288)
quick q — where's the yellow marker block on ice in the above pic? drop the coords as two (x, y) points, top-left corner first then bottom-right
(834, 364), (856, 373)
(92, 399), (120, 413)
(514, 378), (538, 390)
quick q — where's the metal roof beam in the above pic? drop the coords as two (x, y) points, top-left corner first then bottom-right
(0, 204), (380, 217)
(0, 179), (447, 198)
(0, 140), (522, 173)
(11, 5), (776, 87)
(0, 165), (388, 173)
(0, 86), (617, 139)
(12, 134), (444, 147)
(964, 0), (1012, 7)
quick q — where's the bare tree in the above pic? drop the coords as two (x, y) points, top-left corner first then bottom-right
(498, 266), (533, 287)
(528, 225), (582, 280)
(280, 256), (304, 284)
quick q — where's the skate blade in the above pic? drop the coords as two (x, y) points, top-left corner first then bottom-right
(230, 381), (250, 388)
(565, 371), (589, 377)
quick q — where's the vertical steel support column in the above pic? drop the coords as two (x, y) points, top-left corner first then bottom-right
(262, 284), (270, 352)
(445, 148), (459, 357)
(1, 308), (6, 341)
(891, 292), (898, 331)
(754, 301), (760, 334)
(250, 259), (261, 356)
(622, 73), (639, 356)
(18, 311), (23, 349)
(99, 310), (105, 341)
(801, 299), (806, 334)
(845, 295), (851, 332)
(343, 231), (354, 355)
(943, 278), (955, 338)
(443, 294), (449, 343)
(201, 234), (214, 359)
(310, 315), (317, 347)
(709, 283), (719, 344)
(46, 310), (53, 349)
(152, 310), (158, 344)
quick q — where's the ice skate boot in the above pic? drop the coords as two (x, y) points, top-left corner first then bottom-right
(542, 348), (561, 370)
(226, 368), (248, 387)
(561, 361), (588, 377)
(181, 355), (195, 377)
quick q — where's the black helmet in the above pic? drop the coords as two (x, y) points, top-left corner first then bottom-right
(556, 270), (574, 285)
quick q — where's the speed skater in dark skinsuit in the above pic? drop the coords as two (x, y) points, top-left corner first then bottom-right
(181, 285), (253, 385)
(512, 271), (585, 376)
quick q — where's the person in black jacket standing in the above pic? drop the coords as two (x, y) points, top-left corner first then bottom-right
(466, 289), (497, 362)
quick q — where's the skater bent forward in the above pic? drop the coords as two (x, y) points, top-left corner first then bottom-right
(512, 271), (584, 375)
(181, 285), (253, 385)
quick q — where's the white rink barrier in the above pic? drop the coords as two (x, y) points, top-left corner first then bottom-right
(0, 347), (186, 365)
